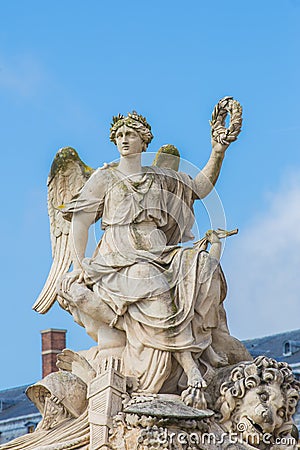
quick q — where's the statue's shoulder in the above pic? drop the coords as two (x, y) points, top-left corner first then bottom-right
(80, 164), (113, 197)
(89, 162), (116, 180)
(99, 161), (119, 171)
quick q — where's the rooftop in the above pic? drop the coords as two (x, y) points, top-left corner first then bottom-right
(0, 384), (39, 422)
(243, 328), (300, 365)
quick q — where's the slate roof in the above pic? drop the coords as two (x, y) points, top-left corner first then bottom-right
(243, 329), (300, 365)
(0, 384), (40, 422)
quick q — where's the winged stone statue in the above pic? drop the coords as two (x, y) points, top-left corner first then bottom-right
(32, 103), (249, 408)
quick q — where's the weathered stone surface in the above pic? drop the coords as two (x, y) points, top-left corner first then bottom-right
(124, 399), (214, 420)
(34, 105), (250, 403)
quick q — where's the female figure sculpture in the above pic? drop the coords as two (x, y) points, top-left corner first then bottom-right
(34, 102), (249, 403)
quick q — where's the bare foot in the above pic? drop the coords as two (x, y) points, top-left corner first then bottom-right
(187, 365), (207, 389)
(181, 386), (207, 410)
(181, 364), (208, 409)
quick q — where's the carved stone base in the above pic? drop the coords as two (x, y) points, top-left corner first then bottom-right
(1, 357), (298, 450)
(108, 412), (257, 450)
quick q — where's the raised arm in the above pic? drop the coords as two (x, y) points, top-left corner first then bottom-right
(193, 140), (228, 199)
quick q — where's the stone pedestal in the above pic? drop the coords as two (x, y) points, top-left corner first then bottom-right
(87, 357), (126, 449)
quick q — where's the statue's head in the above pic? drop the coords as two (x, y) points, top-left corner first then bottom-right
(110, 111), (153, 152)
(217, 356), (300, 447)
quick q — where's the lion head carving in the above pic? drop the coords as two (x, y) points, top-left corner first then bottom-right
(216, 356), (300, 448)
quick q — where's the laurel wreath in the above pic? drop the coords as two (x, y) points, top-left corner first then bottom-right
(210, 96), (243, 145)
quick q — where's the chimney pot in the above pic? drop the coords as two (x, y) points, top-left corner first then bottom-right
(41, 329), (67, 378)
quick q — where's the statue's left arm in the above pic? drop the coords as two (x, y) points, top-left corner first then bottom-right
(193, 141), (228, 199)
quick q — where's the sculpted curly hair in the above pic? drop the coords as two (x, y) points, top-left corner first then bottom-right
(216, 356), (300, 438)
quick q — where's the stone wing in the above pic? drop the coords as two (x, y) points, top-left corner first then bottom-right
(152, 144), (180, 171)
(32, 147), (94, 314)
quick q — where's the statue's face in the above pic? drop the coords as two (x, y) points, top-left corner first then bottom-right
(115, 125), (144, 156)
(236, 384), (285, 445)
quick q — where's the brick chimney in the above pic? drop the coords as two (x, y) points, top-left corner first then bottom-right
(41, 329), (67, 378)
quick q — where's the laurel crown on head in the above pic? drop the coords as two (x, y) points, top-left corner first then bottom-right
(110, 111), (154, 147)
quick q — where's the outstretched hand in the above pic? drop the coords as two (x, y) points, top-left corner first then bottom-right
(57, 348), (96, 384)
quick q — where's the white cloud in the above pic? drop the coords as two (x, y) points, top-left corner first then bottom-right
(222, 172), (300, 340)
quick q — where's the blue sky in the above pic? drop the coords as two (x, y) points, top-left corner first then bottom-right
(1, 0), (300, 389)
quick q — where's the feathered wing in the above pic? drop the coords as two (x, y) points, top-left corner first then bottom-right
(152, 144), (180, 171)
(32, 147), (94, 314)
